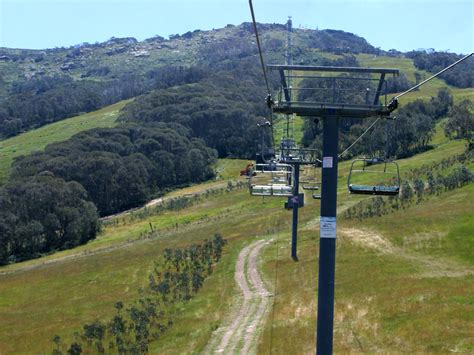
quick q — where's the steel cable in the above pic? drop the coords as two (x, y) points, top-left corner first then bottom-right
(338, 117), (381, 158)
(248, 0), (275, 147)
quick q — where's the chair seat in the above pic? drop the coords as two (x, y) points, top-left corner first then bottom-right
(251, 184), (293, 197)
(349, 184), (399, 196)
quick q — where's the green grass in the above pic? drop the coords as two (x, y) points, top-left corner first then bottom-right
(257, 185), (473, 354)
(273, 114), (305, 147)
(357, 54), (474, 105)
(0, 101), (472, 352)
(359, 183), (474, 266)
(0, 154), (322, 352)
(0, 99), (130, 184)
(214, 158), (249, 180)
(256, 125), (473, 353)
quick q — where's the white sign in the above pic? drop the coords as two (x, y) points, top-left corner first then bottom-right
(323, 156), (333, 168)
(320, 216), (337, 238)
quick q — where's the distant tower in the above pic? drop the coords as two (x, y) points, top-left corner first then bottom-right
(284, 16), (294, 144)
(286, 16), (293, 66)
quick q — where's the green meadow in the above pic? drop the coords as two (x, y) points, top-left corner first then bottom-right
(356, 54), (474, 105)
(0, 53), (472, 352)
(0, 113), (472, 352)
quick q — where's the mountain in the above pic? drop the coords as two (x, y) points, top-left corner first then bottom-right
(1, 22), (471, 142)
(0, 23), (384, 139)
(0, 22), (473, 354)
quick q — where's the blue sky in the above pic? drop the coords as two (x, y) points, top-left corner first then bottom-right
(1, 0), (473, 54)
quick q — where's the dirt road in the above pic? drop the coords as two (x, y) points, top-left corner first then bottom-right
(205, 239), (273, 354)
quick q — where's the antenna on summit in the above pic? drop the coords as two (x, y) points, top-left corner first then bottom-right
(286, 16), (292, 66)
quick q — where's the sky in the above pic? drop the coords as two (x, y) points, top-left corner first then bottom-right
(0, 0), (473, 54)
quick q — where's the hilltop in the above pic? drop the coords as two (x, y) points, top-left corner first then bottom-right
(1, 22), (471, 140)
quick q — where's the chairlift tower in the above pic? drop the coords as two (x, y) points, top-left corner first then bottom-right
(267, 64), (399, 354)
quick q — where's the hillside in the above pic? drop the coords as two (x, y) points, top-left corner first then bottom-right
(0, 99), (129, 184)
(0, 21), (473, 354)
(0, 23), (377, 95)
(2, 21), (471, 141)
(0, 119), (472, 352)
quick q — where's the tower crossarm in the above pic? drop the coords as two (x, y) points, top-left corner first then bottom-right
(267, 65), (400, 119)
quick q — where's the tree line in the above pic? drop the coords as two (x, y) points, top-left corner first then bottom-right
(0, 174), (98, 265)
(407, 51), (474, 88)
(302, 88), (460, 160)
(51, 234), (227, 354)
(12, 123), (217, 216)
(0, 123), (217, 265)
(118, 61), (270, 159)
(0, 66), (209, 139)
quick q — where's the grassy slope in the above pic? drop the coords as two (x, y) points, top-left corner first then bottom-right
(0, 153), (322, 352)
(0, 121), (472, 353)
(258, 183), (473, 353)
(0, 99), (130, 184)
(257, 127), (473, 353)
(357, 54), (474, 105)
(273, 114), (305, 146)
(0, 54), (472, 353)
(0, 168), (293, 352)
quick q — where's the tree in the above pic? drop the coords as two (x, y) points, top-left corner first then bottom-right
(431, 88), (453, 118)
(445, 100), (474, 144)
(0, 175), (98, 265)
(11, 124), (217, 217)
(67, 342), (82, 355)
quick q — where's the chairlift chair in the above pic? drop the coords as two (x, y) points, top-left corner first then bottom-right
(347, 158), (400, 196)
(301, 162), (321, 191)
(249, 163), (294, 197)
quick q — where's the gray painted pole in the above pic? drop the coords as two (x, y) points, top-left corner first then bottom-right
(316, 114), (339, 354)
(291, 163), (300, 260)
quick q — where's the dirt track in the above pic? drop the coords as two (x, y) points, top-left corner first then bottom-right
(205, 239), (273, 354)
(340, 227), (474, 278)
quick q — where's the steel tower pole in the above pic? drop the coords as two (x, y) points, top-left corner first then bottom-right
(291, 163), (300, 260)
(316, 114), (339, 354)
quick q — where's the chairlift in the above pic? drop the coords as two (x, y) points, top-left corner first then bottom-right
(301, 162), (321, 191)
(249, 163), (294, 197)
(347, 158), (400, 196)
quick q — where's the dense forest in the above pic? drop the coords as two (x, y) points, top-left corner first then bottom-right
(118, 80), (265, 158)
(407, 51), (474, 88)
(0, 174), (97, 265)
(0, 123), (216, 264)
(12, 123), (217, 216)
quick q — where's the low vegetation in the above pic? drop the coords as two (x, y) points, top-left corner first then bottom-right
(51, 235), (227, 354)
(344, 150), (473, 220)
